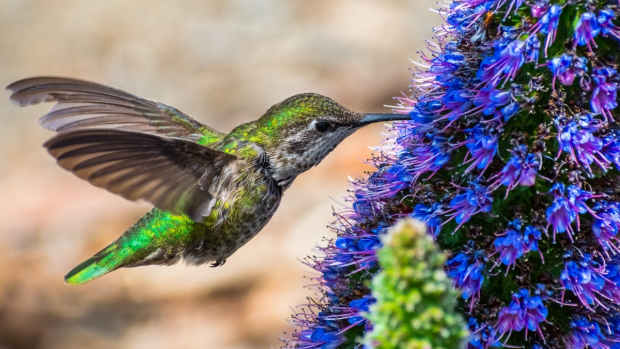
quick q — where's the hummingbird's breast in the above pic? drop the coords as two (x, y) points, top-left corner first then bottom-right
(183, 149), (283, 264)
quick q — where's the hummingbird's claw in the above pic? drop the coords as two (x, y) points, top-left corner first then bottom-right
(210, 258), (226, 267)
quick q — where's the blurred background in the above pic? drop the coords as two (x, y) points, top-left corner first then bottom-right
(0, 1), (438, 348)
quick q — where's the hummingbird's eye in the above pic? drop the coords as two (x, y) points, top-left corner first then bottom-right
(314, 120), (335, 133)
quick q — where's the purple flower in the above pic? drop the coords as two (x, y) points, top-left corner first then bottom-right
(343, 296), (375, 325)
(592, 201), (620, 256)
(493, 220), (542, 269)
(496, 288), (548, 341)
(495, 0), (524, 20)
(523, 226), (542, 255)
(435, 88), (473, 128)
(564, 317), (612, 349)
(363, 165), (413, 200)
(411, 203), (443, 238)
(547, 54), (588, 91)
(489, 145), (539, 196)
(524, 34), (541, 63)
(446, 252), (485, 311)
(602, 130), (620, 170)
(463, 125), (498, 174)
(591, 67), (618, 122)
(556, 114), (611, 174)
(564, 314), (620, 349)
(598, 8), (620, 42)
(468, 317), (500, 349)
(560, 254), (620, 311)
(408, 98), (442, 131)
(296, 327), (343, 349)
(574, 12), (600, 52)
(546, 183), (593, 242)
(469, 84), (520, 122)
(400, 133), (451, 180)
(546, 183), (598, 242)
(472, 86), (511, 116)
(480, 39), (526, 87)
(530, 2), (547, 18)
(493, 233), (522, 269)
(531, 5), (562, 57)
(445, 183), (493, 232)
(566, 185), (598, 220)
(546, 195), (576, 242)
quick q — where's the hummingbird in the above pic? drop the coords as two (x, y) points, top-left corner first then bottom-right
(7, 77), (409, 284)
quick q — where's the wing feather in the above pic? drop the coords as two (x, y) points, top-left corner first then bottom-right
(7, 76), (224, 141)
(44, 129), (237, 221)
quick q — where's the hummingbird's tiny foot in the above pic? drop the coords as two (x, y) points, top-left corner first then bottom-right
(210, 258), (226, 267)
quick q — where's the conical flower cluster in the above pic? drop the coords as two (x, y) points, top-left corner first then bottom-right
(286, 0), (619, 348)
(364, 219), (468, 349)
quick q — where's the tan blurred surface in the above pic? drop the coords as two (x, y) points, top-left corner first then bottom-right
(0, 1), (438, 348)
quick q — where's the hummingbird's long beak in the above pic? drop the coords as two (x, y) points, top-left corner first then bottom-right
(358, 113), (410, 126)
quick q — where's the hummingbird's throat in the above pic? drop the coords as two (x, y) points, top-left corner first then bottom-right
(268, 126), (356, 186)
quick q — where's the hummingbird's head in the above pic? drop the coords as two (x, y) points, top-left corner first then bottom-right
(251, 93), (410, 186)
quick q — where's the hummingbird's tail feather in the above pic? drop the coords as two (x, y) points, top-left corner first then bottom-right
(65, 208), (202, 285)
(65, 242), (126, 284)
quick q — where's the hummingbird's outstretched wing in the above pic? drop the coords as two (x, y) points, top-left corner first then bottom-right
(6, 76), (224, 142)
(44, 128), (237, 222)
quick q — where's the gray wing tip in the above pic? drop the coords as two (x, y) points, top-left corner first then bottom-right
(6, 79), (28, 106)
(6, 76), (59, 107)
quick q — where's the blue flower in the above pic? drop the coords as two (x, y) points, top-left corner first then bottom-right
(365, 165), (412, 199)
(489, 145), (539, 195)
(468, 317), (500, 349)
(546, 54), (588, 90)
(463, 125), (498, 174)
(574, 12), (600, 51)
(473, 86), (511, 116)
(446, 251), (485, 310)
(598, 8), (620, 42)
(523, 226), (543, 260)
(560, 254), (620, 312)
(470, 84), (521, 123)
(531, 4), (562, 56)
(297, 327), (343, 349)
(602, 130), (620, 170)
(348, 297), (375, 325)
(411, 203), (443, 238)
(564, 316), (620, 349)
(495, 0), (525, 20)
(352, 196), (373, 217)
(524, 34), (541, 63)
(556, 114), (610, 174)
(435, 88), (472, 128)
(400, 133), (451, 180)
(592, 201), (620, 256)
(496, 288), (548, 341)
(546, 183), (597, 242)
(446, 183), (493, 232)
(481, 38), (526, 87)
(493, 219), (542, 269)
(591, 67), (618, 122)
(408, 98), (442, 131)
